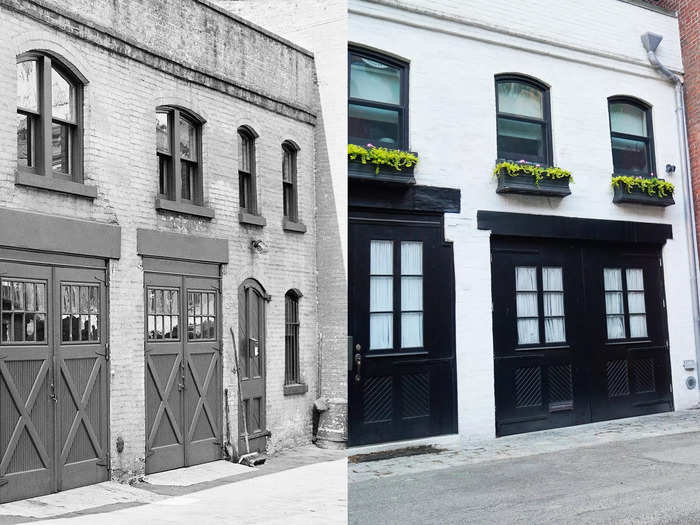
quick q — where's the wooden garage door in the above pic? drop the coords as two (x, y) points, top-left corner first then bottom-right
(0, 257), (108, 503)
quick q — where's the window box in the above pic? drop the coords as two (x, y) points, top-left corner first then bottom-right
(283, 383), (308, 396)
(348, 157), (416, 184)
(495, 162), (572, 197)
(155, 198), (215, 219)
(238, 211), (267, 227)
(612, 177), (675, 207)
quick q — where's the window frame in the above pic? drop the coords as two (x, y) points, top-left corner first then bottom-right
(238, 126), (259, 216)
(348, 46), (409, 150)
(284, 289), (302, 387)
(607, 96), (656, 177)
(603, 266), (650, 342)
(16, 51), (93, 198)
(155, 105), (213, 218)
(282, 141), (299, 222)
(495, 74), (553, 166)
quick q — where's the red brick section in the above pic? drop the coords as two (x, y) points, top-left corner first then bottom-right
(655, 0), (700, 243)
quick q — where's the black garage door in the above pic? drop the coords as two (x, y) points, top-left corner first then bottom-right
(492, 236), (673, 436)
(0, 253), (109, 503)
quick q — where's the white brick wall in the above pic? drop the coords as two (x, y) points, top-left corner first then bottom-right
(350, 0), (698, 440)
(1, 1), (328, 479)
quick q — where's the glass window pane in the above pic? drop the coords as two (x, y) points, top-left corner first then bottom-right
(1, 313), (9, 342)
(71, 286), (79, 314)
(25, 314), (36, 341)
(517, 319), (539, 345)
(370, 276), (393, 312)
(349, 55), (401, 105)
(282, 148), (293, 183)
(542, 267), (563, 291)
(25, 283), (36, 312)
(497, 117), (544, 160)
(349, 103), (400, 148)
(626, 269), (644, 291)
(401, 312), (423, 348)
(17, 113), (35, 168)
(179, 117), (197, 161)
(497, 81), (543, 119)
(52, 122), (71, 174)
(604, 268), (623, 291)
(401, 276), (422, 311)
(88, 287), (99, 313)
(607, 315), (626, 339)
(611, 136), (648, 174)
(401, 242), (422, 275)
(516, 292), (538, 318)
(181, 161), (195, 201)
(515, 267), (537, 291)
(628, 292), (646, 314)
(17, 61), (38, 111)
(156, 112), (170, 153)
(12, 282), (24, 310)
(630, 315), (648, 338)
(610, 102), (647, 137)
(171, 291), (179, 315)
(543, 293), (564, 317)
(51, 68), (75, 122)
(545, 317), (566, 343)
(370, 240), (393, 275)
(36, 313), (45, 342)
(370, 312), (392, 350)
(239, 132), (251, 173)
(1, 282), (10, 311)
(605, 292), (624, 315)
(36, 283), (46, 312)
(79, 286), (89, 313)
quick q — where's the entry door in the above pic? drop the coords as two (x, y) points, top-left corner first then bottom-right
(492, 237), (673, 436)
(349, 213), (457, 446)
(0, 261), (109, 503)
(238, 282), (267, 453)
(145, 273), (222, 474)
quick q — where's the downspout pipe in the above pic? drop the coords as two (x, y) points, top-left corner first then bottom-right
(642, 32), (700, 389)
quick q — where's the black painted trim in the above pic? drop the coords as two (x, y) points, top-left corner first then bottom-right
(349, 180), (461, 214)
(477, 210), (672, 243)
(0, 207), (120, 258)
(137, 228), (228, 263)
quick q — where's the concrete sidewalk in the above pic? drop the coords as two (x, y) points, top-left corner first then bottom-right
(0, 446), (347, 524)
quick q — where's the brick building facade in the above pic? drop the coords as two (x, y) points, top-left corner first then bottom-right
(0, 0), (345, 503)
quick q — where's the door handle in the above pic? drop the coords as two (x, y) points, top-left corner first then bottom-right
(354, 352), (362, 383)
(49, 383), (57, 403)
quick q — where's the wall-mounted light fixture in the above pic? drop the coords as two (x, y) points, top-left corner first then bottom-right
(666, 164), (676, 174)
(251, 239), (269, 254)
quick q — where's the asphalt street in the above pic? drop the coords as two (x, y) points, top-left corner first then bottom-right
(349, 430), (700, 524)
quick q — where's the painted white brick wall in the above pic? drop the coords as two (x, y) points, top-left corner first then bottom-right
(350, 0), (698, 440)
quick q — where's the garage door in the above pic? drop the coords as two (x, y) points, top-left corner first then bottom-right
(492, 237), (673, 436)
(0, 256), (109, 503)
(144, 260), (222, 474)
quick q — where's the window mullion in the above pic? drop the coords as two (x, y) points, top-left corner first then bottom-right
(172, 109), (182, 202)
(40, 56), (52, 178)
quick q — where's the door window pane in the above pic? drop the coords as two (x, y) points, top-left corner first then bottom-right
(147, 288), (180, 341)
(51, 68), (75, 122)
(515, 267), (539, 345)
(626, 269), (648, 338)
(497, 81), (543, 119)
(350, 56), (401, 105)
(370, 240), (393, 350)
(401, 242), (423, 348)
(542, 267), (565, 343)
(349, 104), (400, 148)
(17, 61), (38, 111)
(1, 280), (47, 344)
(610, 103), (647, 136)
(604, 268), (626, 340)
(187, 291), (216, 341)
(61, 284), (100, 343)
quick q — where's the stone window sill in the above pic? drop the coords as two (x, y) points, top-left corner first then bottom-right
(283, 383), (308, 396)
(283, 218), (307, 233)
(155, 198), (215, 219)
(239, 211), (267, 227)
(16, 171), (97, 199)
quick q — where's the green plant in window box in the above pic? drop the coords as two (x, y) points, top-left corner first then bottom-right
(493, 160), (574, 185)
(348, 144), (418, 175)
(611, 175), (675, 198)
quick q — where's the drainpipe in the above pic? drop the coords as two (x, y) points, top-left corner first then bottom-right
(642, 32), (700, 390)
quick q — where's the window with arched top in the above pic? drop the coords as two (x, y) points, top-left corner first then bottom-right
(16, 51), (90, 195)
(608, 97), (655, 177)
(156, 106), (203, 205)
(495, 74), (552, 165)
(284, 289), (302, 387)
(282, 141), (299, 222)
(238, 127), (258, 215)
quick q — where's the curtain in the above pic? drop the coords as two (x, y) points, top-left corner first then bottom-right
(349, 57), (401, 105)
(401, 312), (423, 348)
(515, 267), (539, 344)
(370, 313), (392, 350)
(544, 318), (565, 343)
(516, 267), (537, 291)
(626, 269), (644, 291)
(604, 268), (622, 291)
(401, 242), (422, 275)
(401, 277), (422, 311)
(517, 319), (539, 345)
(607, 316), (626, 340)
(370, 240), (393, 275)
(629, 315), (648, 338)
(610, 102), (647, 136)
(497, 81), (543, 119)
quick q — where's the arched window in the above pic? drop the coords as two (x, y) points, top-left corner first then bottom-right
(238, 127), (258, 216)
(156, 106), (203, 205)
(16, 51), (89, 194)
(284, 289), (302, 387)
(608, 97), (655, 177)
(282, 141), (299, 222)
(348, 47), (408, 150)
(495, 74), (552, 165)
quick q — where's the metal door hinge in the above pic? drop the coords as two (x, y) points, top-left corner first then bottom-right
(105, 343), (110, 361)
(96, 453), (110, 467)
(0, 477), (7, 487)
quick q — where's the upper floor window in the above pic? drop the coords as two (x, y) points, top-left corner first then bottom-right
(282, 142), (299, 222)
(496, 75), (552, 165)
(156, 106), (205, 209)
(608, 98), (655, 176)
(16, 52), (91, 196)
(348, 48), (408, 150)
(238, 127), (258, 215)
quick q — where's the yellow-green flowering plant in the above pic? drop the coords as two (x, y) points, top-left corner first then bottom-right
(494, 160), (573, 186)
(348, 144), (418, 175)
(611, 174), (674, 198)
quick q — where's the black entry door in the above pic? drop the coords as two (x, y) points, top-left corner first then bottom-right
(349, 212), (457, 446)
(492, 237), (673, 437)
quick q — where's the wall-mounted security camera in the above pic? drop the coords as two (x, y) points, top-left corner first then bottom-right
(666, 164), (676, 174)
(251, 239), (269, 254)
